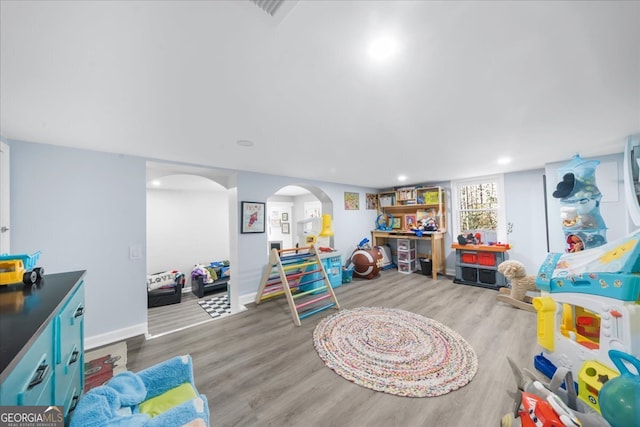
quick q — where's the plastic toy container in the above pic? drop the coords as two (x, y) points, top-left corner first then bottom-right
(479, 269), (497, 285)
(342, 268), (354, 284)
(477, 252), (496, 266)
(461, 253), (477, 264)
(462, 267), (477, 282)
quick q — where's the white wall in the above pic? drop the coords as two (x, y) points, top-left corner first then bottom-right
(147, 186), (229, 288)
(7, 139), (147, 348)
(503, 169), (549, 274)
(266, 200), (294, 251)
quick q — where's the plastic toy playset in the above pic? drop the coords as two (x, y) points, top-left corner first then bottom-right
(532, 228), (640, 422)
(498, 150), (640, 426)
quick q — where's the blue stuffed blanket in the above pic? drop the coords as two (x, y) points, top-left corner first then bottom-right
(70, 355), (209, 427)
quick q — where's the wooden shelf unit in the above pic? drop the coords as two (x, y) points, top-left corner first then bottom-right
(377, 186), (446, 232)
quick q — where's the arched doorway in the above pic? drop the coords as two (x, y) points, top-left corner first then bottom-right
(267, 184), (334, 252)
(146, 162), (232, 337)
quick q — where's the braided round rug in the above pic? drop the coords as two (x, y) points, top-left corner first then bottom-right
(313, 306), (478, 397)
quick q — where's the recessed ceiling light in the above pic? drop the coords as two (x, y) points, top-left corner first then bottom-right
(398, 175), (408, 182)
(497, 157), (512, 165)
(368, 36), (398, 61)
(151, 180), (161, 186)
(236, 140), (254, 147)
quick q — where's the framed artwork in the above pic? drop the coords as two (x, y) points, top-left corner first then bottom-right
(344, 192), (360, 210)
(241, 201), (265, 233)
(391, 217), (401, 229)
(282, 222), (290, 234)
(404, 214), (417, 230)
(366, 193), (378, 210)
(281, 212), (289, 221)
(270, 217), (281, 227)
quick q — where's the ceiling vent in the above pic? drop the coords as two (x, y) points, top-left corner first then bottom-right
(250, 0), (285, 17)
(249, 0), (298, 23)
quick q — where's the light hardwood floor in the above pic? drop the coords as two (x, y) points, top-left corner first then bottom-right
(128, 270), (539, 426)
(147, 292), (220, 337)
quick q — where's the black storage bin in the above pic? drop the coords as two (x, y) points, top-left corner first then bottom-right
(462, 267), (477, 282)
(419, 258), (432, 276)
(479, 269), (496, 285)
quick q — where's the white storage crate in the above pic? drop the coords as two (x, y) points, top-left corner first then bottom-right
(398, 260), (417, 274)
(398, 248), (416, 262)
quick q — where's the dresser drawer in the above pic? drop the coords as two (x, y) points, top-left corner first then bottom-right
(0, 322), (54, 405)
(55, 283), (84, 368)
(54, 282), (84, 404)
(61, 364), (82, 423)
(55, 342), (82, 406)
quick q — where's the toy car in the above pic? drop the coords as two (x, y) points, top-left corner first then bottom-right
(0, 252), (44, 286)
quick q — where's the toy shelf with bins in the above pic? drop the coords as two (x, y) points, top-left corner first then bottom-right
(451, 244), (508, 289)
(377, 186), (446, 232)
(397, 239), (417, 274)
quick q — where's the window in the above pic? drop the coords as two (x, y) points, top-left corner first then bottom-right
(452, 175), (507, 243)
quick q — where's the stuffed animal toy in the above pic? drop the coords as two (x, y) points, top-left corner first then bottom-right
(496, 260), (538, 312)
(552, 172), (576, 199)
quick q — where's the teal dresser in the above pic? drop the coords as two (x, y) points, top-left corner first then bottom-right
(0, 271), (86, 424)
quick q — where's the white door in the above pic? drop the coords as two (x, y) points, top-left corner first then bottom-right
(0, 141), (9, 253)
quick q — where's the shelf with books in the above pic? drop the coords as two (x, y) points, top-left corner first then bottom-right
(377, 186), (446, 232)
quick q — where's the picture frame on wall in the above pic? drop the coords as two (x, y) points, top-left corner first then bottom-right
(241, 201), (266, 233)
(366, 193), (378, 210)
(344, 192), (360, 210)
(282, 222), (290, 234)
(282, 212), (289, 221)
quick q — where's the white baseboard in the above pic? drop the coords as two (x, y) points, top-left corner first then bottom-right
(239, 292), (256, 306)
(85, 322), (147, 350)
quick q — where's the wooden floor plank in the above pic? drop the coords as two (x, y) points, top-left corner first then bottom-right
(146, 291), (221, 337)
(128, 270), (540, 426)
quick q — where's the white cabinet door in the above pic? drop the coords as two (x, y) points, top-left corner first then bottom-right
(0, 141), (9, 253)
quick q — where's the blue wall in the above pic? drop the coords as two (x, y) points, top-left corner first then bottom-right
(7, 140), (148, 345)
(5, 138), (379, 346)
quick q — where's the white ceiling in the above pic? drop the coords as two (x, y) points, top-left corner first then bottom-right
(1, 1), (639, 189)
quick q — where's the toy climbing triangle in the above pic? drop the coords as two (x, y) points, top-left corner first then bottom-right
(255, 245), (340, 326)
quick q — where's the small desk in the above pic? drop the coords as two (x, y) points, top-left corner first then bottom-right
(371, 231), (445, 280)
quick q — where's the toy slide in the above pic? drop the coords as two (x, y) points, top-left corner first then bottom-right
(536, 228), (640, 301)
